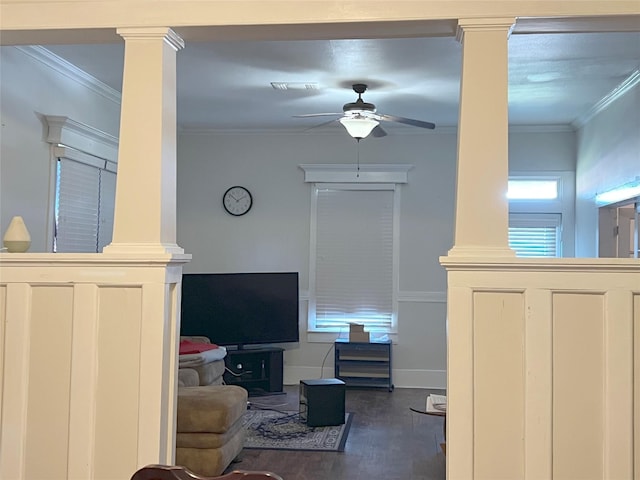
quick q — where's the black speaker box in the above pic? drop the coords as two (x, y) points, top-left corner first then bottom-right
(299, 378), (346, 427)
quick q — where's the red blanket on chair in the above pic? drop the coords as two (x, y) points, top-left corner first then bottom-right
(179, 339), (219, 355)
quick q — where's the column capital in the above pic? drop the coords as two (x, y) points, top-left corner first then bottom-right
(117, 27), (185, 51)
(456, 17), (516, 43)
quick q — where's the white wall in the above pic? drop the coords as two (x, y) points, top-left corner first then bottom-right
(176, 131), (456, 387)
(1, 41), (579, 388)
(0, 46), (121, 252)
(509, 128), (577, 257)
(575, 82), (640, 257)
(176, 127), (576, 387)
(509, 128), (576, 171)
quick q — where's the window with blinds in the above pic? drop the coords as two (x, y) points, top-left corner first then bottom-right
(54, 154), (116, 253)
(309, 184), (397, 333)
(508, 213), (561, 258)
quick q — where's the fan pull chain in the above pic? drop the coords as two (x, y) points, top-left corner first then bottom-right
(356, 138), (360, 178)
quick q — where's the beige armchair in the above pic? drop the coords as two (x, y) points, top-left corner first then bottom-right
(175, 384), (248, 476)
(179, 336), (227, 386)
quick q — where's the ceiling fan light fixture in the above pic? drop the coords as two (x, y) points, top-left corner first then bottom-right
(339, 116), (379, 139)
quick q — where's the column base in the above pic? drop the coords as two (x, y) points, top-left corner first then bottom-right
(102, 242), (187, 256)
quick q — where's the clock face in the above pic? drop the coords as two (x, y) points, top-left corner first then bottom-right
(223, 186), (253, 216)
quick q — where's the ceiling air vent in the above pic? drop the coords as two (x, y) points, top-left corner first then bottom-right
(271, 82), (319, 91)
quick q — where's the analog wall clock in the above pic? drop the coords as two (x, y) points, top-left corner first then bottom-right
(223, 186), (253, 216)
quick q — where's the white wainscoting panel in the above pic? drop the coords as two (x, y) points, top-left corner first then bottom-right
(474, 290), (525, 479)
(0, 253), (189, 480)
(552, 292), (604, 478)
(441, 257), (640, 480)
(635, 293), (640, 477)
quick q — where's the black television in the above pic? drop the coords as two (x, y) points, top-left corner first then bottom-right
(180, 272), (299, 349)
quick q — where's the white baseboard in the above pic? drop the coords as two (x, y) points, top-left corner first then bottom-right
(393, 369), (446, 390)
(283, 366), (331, 385)
(284, 366), (446, 390)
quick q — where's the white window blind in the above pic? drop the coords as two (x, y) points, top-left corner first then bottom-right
(509, 213), (561, 258)
(311, 186), (395, 332)
(55, 155), (116, 253)
(97, 169), (116, 251)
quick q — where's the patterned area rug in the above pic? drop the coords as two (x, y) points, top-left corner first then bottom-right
(242, 409), (353, 452)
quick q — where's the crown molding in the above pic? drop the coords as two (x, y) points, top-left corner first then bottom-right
(15, 45), (121, 105)
(12, 41), (617, 136)
(572, 69), (640, 129)
(178, 127), (312, 136)
(178, 125), (454, 135)
(508, 124), (575, 133)
(178, 124), (573, 136)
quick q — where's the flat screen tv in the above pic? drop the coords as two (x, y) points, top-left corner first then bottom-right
(180, 272), (299, 349)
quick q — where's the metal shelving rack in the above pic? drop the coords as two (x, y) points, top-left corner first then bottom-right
(334, 339), (394, 391)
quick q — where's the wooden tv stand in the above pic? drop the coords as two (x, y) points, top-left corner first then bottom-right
(223, 347), (284, 396)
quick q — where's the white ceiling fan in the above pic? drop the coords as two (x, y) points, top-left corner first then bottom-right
(294, 83), (436, 140)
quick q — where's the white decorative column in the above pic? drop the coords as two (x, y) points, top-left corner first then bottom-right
(97, 26), (189, 477)
(448, 18), (516, 258)
(0, 30), (191, 480)
(443, 17), (515, 480)
(105, 27), (185, 255)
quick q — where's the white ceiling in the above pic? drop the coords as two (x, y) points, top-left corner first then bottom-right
(44, 31), (640, 133)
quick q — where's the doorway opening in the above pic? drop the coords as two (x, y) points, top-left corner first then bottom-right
(598, 197), (639, 258)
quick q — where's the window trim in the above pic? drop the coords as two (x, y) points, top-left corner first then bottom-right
(44, 115), (118, 252)
(300, 164), (410, 343)
(308, 183), (400, 339)
(508, 171), (575, 257)
(299, 163), (412, 184)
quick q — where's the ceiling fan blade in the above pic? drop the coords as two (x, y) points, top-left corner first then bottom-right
(293, 113), (342, 118)
(371, 125), (387, 138)
(302, 118), (340, 132)
(379, 113), (436, 130)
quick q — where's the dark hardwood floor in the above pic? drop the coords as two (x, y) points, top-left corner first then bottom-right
(227, 385), (446, 480)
